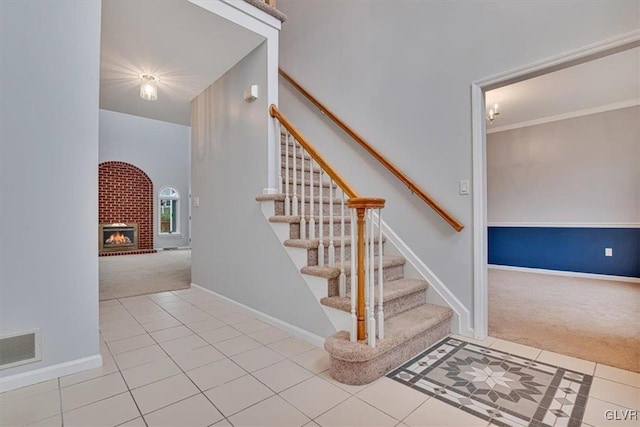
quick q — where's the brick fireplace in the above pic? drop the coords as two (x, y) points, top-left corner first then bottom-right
(98, 161), (155, 256)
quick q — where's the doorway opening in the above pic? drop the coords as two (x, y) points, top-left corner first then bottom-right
(472, 31), (640, 369)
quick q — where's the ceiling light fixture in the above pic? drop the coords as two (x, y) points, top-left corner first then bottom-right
(486, 103), (500, 124)
(139, 74), (159, 101)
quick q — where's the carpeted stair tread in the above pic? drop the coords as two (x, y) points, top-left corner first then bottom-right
(281, 151), (312, 161)
(282, 180), (337, 190)
(301, 255), (405, 279)
(243, 0), (287, 22)
(324, 304), (452, 363)
(256, 194), (345, 204)
(320, 278), (428, 311)
(268, 215), (351, 224)
(284, 235), (384, 249)
(282, 162), (322, 174)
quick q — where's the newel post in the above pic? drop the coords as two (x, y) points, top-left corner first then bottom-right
(348, 198), (386, 342)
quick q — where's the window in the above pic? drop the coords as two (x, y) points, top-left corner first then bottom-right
(159, 187), (179, 234)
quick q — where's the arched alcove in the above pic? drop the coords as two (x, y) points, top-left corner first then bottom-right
(98, 161), (154, 252)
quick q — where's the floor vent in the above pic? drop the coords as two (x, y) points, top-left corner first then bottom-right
(0, 330), (42, 370)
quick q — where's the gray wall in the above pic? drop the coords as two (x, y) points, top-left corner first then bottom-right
(0, 1), (101, 378)
(99, 110), (191, 248)
(488, 106), (640, 224)
(276, 0), (639, 314)
(191, 43), (335, 337)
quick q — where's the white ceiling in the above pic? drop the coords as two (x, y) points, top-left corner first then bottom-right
(486, 47), (639, 129)
(100, 0), (265, 126)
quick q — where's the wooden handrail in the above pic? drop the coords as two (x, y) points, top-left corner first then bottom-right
(347, 198), (386, 210)
(279, 68), (465, 232)
(270, 104), (360, 200)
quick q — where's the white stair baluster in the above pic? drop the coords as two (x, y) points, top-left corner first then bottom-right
(368, 209), (376, 347)
(309, 159), (316, 240)
(364, 211), (370, 342)
(339, 190), (346, 297)
(284, 133), (290, 216)
(292, 137), (298, 216)
(328, 180), (335, 268)
(278, 124), (283, 194)
(377, 208), (384, 340)
(350, 207), (357, 342)
(299, 145), (306, 240)
(318, 170), (324, 266)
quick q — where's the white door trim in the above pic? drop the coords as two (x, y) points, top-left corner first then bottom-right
(471, 29), (640, 340)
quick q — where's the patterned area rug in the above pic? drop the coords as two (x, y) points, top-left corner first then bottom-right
(388, 338), (592, 427)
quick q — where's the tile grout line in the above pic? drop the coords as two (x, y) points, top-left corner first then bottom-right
(165, 290), (313, 426)
(396, 395), (434, 426)
(58, 377), (65, 427)
(119, 292), (241, 427)
(84, 333), (147, 426)
(106, 298), (173, 426)
(81, 290), (392, 426)
(166, 291), (313, 425)
(55, 306), (142, 419)
(144, 290), (331, 424)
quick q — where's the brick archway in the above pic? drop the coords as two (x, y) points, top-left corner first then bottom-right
(99, 161), (153, 250)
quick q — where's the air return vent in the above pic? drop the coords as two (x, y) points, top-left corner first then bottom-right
(0, 330), (42, 370)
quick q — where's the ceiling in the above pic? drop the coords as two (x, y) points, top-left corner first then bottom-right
(100, 0), (265, 126)
(486, 47), (639, 130)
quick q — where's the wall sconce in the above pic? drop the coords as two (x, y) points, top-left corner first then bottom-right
(140, 74), (159, 101)
(486, 103), (500, 124)
(244, 85), (259, 102)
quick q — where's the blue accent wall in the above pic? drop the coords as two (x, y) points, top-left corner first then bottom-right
(488, 227), (640, 278)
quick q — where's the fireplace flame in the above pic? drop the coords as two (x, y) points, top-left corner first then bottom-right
(105, 232), (131, 245)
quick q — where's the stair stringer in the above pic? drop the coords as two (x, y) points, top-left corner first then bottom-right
(260, 200), (352, 333)
(370, 211), (474, 337)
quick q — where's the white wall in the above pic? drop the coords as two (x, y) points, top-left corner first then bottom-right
(99, 110), (191, 248)
(276, 0), (639, 319)
(488, 106), (640, 224)
(0, 1), (101, 386)
(191, 43), (336, 337)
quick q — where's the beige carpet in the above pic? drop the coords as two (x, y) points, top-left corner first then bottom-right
(489, 269), (640, 372)
(99, 250), (191, 301)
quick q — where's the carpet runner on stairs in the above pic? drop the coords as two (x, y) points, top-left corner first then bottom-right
(256, 136), (453, 385)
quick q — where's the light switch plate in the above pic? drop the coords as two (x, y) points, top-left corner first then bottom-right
(459, 180), (470, 195)
(605, 248), (613, 257)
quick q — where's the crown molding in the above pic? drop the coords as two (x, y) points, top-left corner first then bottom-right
(487, 98), (640, 134)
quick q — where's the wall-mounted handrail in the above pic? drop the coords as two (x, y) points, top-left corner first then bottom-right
(279, 68), (465, 232)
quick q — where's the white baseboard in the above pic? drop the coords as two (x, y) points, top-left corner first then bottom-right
(156, 246), (192, 251)
(190, 283), (325, 348)
(372, 212), (474, 337)
(488, 264), (640, 283)
(0, 354), (102, 393)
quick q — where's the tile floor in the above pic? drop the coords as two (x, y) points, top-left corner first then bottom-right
(0, 287), (638, 427)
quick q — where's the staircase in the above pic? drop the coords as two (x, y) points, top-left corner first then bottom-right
(258, 106), (453, 385)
